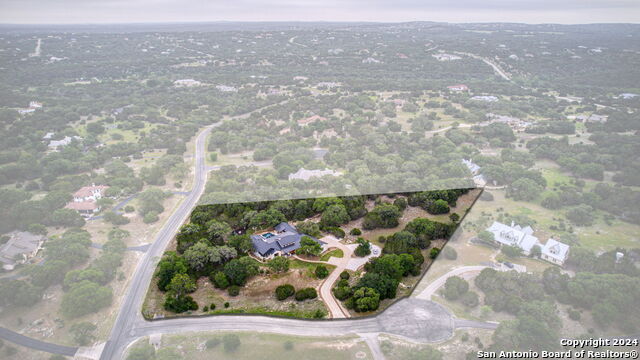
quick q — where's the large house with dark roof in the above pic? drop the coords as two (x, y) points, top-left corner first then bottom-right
(250, 222), (324, 259)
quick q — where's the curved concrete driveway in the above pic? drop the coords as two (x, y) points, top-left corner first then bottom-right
(317, 235), (353, 319)
(415, 266), (487, 300)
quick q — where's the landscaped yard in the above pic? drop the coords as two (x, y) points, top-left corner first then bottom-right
(143, 257), (332, 319)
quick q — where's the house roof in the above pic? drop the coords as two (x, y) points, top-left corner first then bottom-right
(542, 238), (570, 262)
(65, 201), (98, 211)
(487, 221), (539, 252)
(74, 185), (109, 198)
(0, 231), (45, 266)
(251, 222), (323, 256)
(288, 168), (341, 181)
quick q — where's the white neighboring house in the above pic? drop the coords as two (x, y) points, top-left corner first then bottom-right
(0, 231), (45, 271)
(447, 84), (469, 92)
(215, 85), (238, 92)
(541, 238), (570, 265)
(485, 221), (571, 266)
(173, 79), (202, 87)
(487, 221), (539, 256)
(65, 184), (109, 216)
(432, 53), (462, 61)
(288, 168), (341, 181)
(17, 101), (43, 115)
(471, 95), (499, 102)
(462, 159), (486, 187)
(48, 136), (82, 151)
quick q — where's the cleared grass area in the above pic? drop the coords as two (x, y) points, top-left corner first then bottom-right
(474, 189), (640, 253)
(320, 248), (344, 262)
(130, 332), (372, 360)
(143, 258), (333, 320)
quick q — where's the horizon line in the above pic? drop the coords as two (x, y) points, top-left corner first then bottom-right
(0, 20), (639, 27)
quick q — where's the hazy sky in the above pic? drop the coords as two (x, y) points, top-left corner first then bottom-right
(1, 0), (639, 24)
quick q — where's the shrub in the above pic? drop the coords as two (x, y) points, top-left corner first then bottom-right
(324, 227), (346, 238)
(442, 247), (457, 260)
(313, 309), (326, 319)
(210, 303), (216, 310)
(228, 285), (240, 297)
(224, 302), (230, 308)
(206, 338), (221, 349)
(354, 238), (371, 257)
(349, 228), (362, 236)
(124, 205), (135, 213)
(429, 248), (440, 259)
(203, 306), (209, 312)
(283, 341), (294, 351)
(461, 291), (479, 308)
(275, 284), (295, 300)
(315, 265), (329, 279)
(443, 276), (469, 301)
(163, 295), (198, 313)
(333, 286), (352, 301)
(393, 197), (408, 211)
(340, 271), (350, 280)
(211, 271), (230, 289)
(568, 309), (581, 321)
(295, 287), (318, 301)
(143, 211), (159, 224)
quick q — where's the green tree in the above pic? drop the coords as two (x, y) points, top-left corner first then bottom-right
(183, 242), (221, 272)
(268, 256), (290, 273)
(206, 220), (232, 245)
(320, 204), (350, 227)
(275, 284), (295, 300)
(297, 236), (322, 257)
(315, 265), (329, 279)
(156, 252), (189, 291)
(443, 276), (469, 301)
(61, 280), (113, 318)
(354, 238), (372, 257)
(501, 245), (523, 258)
(351, 287), (380, 312)
(223, 257), (258, 286)
(167, 273), (196, 298)
(507, 178), (544, 201)
(69, 322), (97, 346)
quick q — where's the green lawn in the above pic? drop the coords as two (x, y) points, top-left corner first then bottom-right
(320, 249), (344, 262)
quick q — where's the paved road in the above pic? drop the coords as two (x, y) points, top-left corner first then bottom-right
(99, 123), (215, 360)
(131, 298), (457, 343)
(453, 51), (512, 82)
(415, 266), (488, 301)
(0, 327), (78, 357)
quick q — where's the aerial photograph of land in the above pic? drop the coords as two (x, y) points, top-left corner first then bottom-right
(0, 0), (638, 359)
